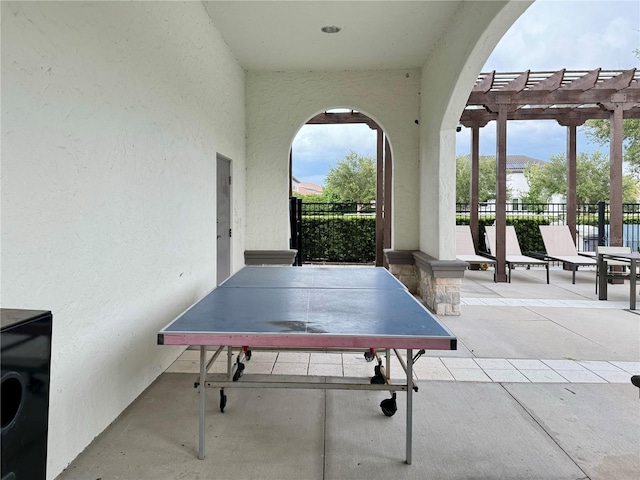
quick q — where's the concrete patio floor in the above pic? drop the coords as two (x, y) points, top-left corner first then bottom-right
(56, 265), (640, 480)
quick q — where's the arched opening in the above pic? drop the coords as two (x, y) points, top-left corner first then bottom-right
(289, 108), (393, 266)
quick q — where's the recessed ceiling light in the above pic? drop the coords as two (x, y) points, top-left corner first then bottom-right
(321, 25), (342, 34)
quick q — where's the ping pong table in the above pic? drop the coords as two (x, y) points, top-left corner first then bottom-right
(158, 266), (457, 464)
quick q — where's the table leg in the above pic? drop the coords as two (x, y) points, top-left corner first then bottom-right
(406, 349), (413, 465)
(598, 257), (608, 300)
(386, 348), (391, 378)
(631, 259), (637, 310)
(198, 346), (206, 460)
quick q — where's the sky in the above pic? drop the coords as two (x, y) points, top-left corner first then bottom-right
(291, 0), (640, 186)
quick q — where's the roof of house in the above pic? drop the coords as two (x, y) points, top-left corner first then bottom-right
(298, 182), (323, 195)
(506, 155), (546, 172)
(459, 154), (546, 173)
(292, 177), (324, 196)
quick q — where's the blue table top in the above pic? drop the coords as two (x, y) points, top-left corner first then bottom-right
(158, 266), (456, 350)
(219, 265), (406, 290)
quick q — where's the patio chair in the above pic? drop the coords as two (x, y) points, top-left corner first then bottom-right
(484, 225), (549, 283)
(538, 225), (597, 284)
(455, 226), (496, 271)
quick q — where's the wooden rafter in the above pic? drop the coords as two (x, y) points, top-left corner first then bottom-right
(502, 70), (530, 92)
(530, 69), (564, 91)
(472, 71), (495, 93)
(594, 69), (636, 90)
(560, 68), (601, 91)
(463, 69), (640, 125)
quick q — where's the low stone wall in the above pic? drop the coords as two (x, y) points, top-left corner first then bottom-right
(384, 250), (417, 293)
(384, 249), (467, 316)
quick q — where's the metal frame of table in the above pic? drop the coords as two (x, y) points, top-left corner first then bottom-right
(158, 266), (457, 465)
(597, 252), (640, 310)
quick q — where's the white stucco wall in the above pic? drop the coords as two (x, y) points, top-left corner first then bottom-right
(419, 0), (532, 259)
(245, 70), (421, 251)
(1, 2), (245, 478)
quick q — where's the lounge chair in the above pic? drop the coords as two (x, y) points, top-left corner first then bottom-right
(484, 225), (549, 283)
(538, 225), (597, 284)
(455, 225), (496, 270)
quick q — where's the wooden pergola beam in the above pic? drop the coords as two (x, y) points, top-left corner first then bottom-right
(307, 112), (378, 129)
(460, 105), (640, 125)
(472, 89), (640, 108)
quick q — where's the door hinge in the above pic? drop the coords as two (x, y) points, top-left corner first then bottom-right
(229, 176), (232, 186)
(229, 228), (232, 238)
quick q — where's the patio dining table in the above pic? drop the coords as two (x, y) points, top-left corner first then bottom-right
(597, 251), (640, 310)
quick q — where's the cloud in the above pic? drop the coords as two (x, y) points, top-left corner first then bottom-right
(484, 0), (639, 71)
(292, 1), (636, 183)
(292, 124), (377, 183)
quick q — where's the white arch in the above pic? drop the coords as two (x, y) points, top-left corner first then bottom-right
(246, 69), (421, 251)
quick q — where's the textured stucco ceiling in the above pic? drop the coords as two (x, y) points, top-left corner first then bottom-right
(203, 1), (462, 71)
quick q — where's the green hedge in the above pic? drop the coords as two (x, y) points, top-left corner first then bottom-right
(302, 216), (375, 262)
(303, 212), (640, 262)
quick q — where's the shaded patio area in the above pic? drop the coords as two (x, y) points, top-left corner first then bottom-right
(56, 266), (639, 480)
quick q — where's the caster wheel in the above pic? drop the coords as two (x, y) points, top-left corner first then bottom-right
(220, 391), (227, 412)
(364, 351), (375, 362)
(370, 363), (385, 384)
(380, 394), (397, 417)
(233, 362), (245, 382)
(246, 350), (252, 360)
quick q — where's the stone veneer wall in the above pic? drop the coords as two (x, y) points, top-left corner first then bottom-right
(384, 250), (467, 316)
(385, 250), (418, 293)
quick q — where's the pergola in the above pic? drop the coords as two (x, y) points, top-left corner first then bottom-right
(460, 69), (640, 282)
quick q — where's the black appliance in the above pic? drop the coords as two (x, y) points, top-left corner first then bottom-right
(1, 309), (53, 480)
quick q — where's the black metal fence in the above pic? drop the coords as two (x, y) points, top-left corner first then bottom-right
(289, 200), (640, 265)
(455, 202), (640, 253)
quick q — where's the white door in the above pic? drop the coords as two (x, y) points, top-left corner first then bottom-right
(216, 155), (231, 285)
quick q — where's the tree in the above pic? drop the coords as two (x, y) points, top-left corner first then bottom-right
(583, 119), (640, 175)
(576, 49), (639, 175)
(522, 151), (639, 203)
(324, 151), (376, 203)
(456, 155), (510, 203)
(520, 162), (549, 203)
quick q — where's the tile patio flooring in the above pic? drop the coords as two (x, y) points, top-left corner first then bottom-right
(168, 348), (639, 385)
